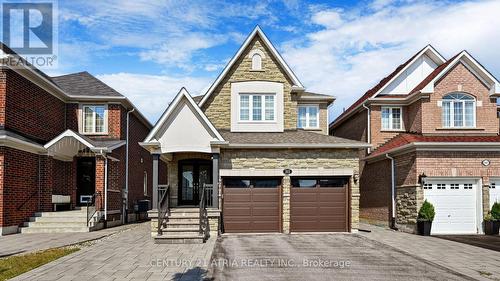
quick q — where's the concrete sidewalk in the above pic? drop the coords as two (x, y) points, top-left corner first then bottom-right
(0, 222), (142, 257)
(359, 223), (500, 281)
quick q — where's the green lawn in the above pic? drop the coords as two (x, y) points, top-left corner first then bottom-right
(0, 247), (79, 281)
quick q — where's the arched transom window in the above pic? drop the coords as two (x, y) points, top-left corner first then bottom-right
(442, 93), (476, 128)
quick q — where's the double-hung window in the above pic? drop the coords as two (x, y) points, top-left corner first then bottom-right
(82, 105), (107, 134)
(239, 94), (275, 121)
(297, 105), (319, 129)
(442, 93), (475, 128)
(381, 107), (402, 130)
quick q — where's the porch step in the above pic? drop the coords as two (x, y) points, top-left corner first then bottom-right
(20, 209), (102, 234)
(21, 226), (90, 233)
(24, 221), (88, 228)
(154, 233), (205, 244)
(155, 207), (206, 244)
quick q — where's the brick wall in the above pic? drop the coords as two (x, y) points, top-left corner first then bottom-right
(359, 158), (392, 225)
(2, 148), (38, 227)
(66, 103), (124, 140)
(53, 159), (77, 207)
(331, 109), (368, 142)
(421, 62), (498, 135)
(201, 35), (298, 131)
(4, 70), (65, 142)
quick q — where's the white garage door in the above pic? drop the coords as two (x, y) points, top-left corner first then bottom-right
(423, 179), (479, 235)
(490, 179), (500, 208)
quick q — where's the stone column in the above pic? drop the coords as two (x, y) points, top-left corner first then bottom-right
(350, 174), (360, 232)
(282, 175), (291, 234)
(212, 153), (219, 209)
(152, 154), (160, 210)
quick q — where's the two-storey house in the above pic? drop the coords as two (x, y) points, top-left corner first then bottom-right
(330, 45), (500, 235)
(0, 43), (164, 235)
(140, 26), (370, 243)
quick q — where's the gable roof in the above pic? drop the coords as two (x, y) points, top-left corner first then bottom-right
(51, 72), (123, 97)
(330, 45), (446, 129)
(411, 51), (500, 95)
(199, 26), (304, 107)
(143, 87), (224, 143)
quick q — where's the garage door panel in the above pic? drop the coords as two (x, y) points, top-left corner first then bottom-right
(290, 177), (348, 232)
(424, 179), (478, 234)
(223, 178), (281, 233)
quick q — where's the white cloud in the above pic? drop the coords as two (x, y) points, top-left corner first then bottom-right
(96, 73), (211, 123)
(139, 33), (227, 69)
(282, 0), (500, 121)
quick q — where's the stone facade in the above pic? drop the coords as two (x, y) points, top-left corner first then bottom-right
(200, 34), (330, 135)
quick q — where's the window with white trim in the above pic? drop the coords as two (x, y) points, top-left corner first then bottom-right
(442, 93), (476, 128)
(450, 183), (459, 190)
(423, 183), (433, 190)
(464, 183), (473, 190)
(381, 107), (402, 130)
(437, 183), (446, 190)
(82, 105), (106, 134)
(143, 171), (148, 196)
(239, 94), (275, 121)
(297, 105), (319, 129)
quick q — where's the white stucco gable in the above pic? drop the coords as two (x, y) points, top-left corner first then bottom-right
(373, 45), (446, 97)
(141, 88), (225, 154)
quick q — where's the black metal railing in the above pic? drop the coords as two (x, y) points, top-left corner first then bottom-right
(17, 190), (38, 211)
(199, 184), (211, 240)
(204, 184), (214, 207)
(157, 185), (170, 235)
(87, 192), (102, 227)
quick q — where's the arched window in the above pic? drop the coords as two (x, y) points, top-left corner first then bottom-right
(252, 54), (262, 70)
(442, 93), (475, 128)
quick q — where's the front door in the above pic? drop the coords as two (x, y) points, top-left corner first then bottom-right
(178, 159), (212, 206)
(77, 157), (96, 206)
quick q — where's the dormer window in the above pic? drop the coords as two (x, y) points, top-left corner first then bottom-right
(298, 105), (319, 129)
(442, 93), (475, 128)
(248, 49), (265, 71)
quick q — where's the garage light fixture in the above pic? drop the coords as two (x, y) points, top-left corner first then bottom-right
(418, 172), (427, 185)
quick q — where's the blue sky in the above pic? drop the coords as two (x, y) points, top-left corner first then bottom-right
(36, 0), (500, 123)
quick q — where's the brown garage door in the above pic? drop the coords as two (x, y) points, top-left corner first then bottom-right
(291, 177), (349, 232)
(223, 178), (281, 233)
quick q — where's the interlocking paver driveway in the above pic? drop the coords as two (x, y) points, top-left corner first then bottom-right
(11, 222), (216, 281)
(210, 233), (473, 281)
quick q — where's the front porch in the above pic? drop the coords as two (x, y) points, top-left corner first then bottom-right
(19, 129), (126, 233)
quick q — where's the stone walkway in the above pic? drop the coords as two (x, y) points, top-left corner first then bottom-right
(11, 222), (216, 281)
(359, 223), (500, 281)
(0, 223), (141, 257)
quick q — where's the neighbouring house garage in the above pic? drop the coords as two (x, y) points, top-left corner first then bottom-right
(423, 178), (481, 235)
(222, 177), (281, 233)
(490, 178), (500, 208)
(290, 177), (349, 232)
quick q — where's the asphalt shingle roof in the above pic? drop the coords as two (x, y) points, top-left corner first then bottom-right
(51, 72), (123, 97)
(220, 130), (368, 146)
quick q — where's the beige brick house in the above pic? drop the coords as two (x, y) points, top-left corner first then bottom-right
(330, 45), (500, 234)
(140, 26), (369, 243)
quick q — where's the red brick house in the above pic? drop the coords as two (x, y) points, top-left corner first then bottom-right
(330, 45), (500, 234)
(0, 43), (163, 235)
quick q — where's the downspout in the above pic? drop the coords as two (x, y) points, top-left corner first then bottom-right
(386, 154), (396, 229)
(125, 108), (135, 221)
(362, 102), (371, 154)
(100, 150), (108, 221)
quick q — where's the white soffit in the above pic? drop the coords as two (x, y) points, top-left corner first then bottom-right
(372, 45), (446, 98)
(199, 26), (304, 107)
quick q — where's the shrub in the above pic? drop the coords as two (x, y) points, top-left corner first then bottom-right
(484, 212), (494, 222)
(491, 202), (500, 221)
(418, 200), (435, 222)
